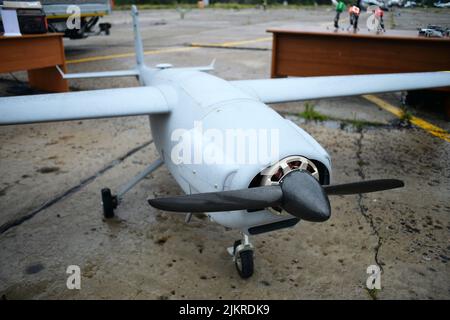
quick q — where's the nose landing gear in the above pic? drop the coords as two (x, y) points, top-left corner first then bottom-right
(228, 234), (254, 279)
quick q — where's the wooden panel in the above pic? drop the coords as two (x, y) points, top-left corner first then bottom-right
(28, 65), (68, 92)
(268, 28), (450, 117)
(270, 34), (278, 78)
(268, 28), (450, 78)
(0, 35), (64, 73)
(0, 33), (68, 92)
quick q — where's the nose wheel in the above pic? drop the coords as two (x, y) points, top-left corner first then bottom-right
(229, 234), (254, 279)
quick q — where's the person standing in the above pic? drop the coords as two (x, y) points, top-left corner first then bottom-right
(348, 1), (361, 32)
(334, 1), (346, 29)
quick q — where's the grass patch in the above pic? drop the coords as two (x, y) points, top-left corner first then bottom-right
(366, 287), (379, 300)
(113, 4), (324, 11)
(389, 8), (396, 29)
(400, 109), (413, 123)
(298, 103), (329, 121)
(346, 118), (385, 131)
(209, 3), (320, 10)
(398, 105), (413, 126)
(338, 111), (386, 131)
(114, 4), (197, 10)
(286, 108), (386, 129)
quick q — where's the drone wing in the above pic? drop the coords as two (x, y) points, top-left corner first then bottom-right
(231, 71), (450, 104)
(0, 86), (171, 125)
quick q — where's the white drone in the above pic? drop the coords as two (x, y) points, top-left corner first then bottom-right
(1, 6), (449, 278)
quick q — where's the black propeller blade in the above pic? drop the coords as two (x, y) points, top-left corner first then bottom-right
(148, 186), (283, 213)
(148, 170), (404, 223)
(323, 179), (404, 195)
(149, 170), (331, 222)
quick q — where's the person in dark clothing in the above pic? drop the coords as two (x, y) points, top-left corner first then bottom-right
(334, 1), (346, 29)
(348, 1), (361, 32)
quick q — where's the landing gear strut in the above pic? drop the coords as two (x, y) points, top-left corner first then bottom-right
(229, 234), (254, 279)
(100, 158), (163, 219)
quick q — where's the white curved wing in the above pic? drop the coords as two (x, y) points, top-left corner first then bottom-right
(231, 72), (450, 104)
(0, 86), (171, 125)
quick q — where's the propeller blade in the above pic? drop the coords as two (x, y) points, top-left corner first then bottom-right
(324, 179), (404, 195)
(148, 185), (283, 213)
(148, 170), (402, 224)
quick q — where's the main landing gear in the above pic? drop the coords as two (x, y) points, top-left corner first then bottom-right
(228, 233), (255, 279)
(101, 158), (163, 219)
(100, 157), (257, 279)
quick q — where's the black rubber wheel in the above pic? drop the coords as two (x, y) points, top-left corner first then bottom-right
(233, 240), (254, 279)
(235, 250), (254, 279)
(101, 188), (117, 219)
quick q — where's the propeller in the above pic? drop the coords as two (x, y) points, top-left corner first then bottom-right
(323, 179), (404, 195)
(148, 170), (404, 222)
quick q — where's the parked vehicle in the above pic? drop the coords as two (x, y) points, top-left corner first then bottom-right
(387, 0), (404, 7)
(361, 0), (389, 10)
(404, 1), (417, 7)
(418, 25), (450, 37)
(0, 0), (113, 39)
(434, 1), (450, 8)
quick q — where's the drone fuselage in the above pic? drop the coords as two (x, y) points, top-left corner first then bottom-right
(140, 66), (332, 233)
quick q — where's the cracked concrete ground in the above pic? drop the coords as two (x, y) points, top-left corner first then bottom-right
(0, 7), (449, 299)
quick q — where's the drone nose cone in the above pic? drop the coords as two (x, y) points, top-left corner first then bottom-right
(280, 170), (331, 222)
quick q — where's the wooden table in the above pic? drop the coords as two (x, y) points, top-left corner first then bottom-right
(268, 27), (450, 117)
(268, 27), (450, 78)
(0, 33), (68, 92)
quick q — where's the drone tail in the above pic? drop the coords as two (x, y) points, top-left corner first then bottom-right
(55, 6), (146, 81)
(131, 5), (145, 67)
